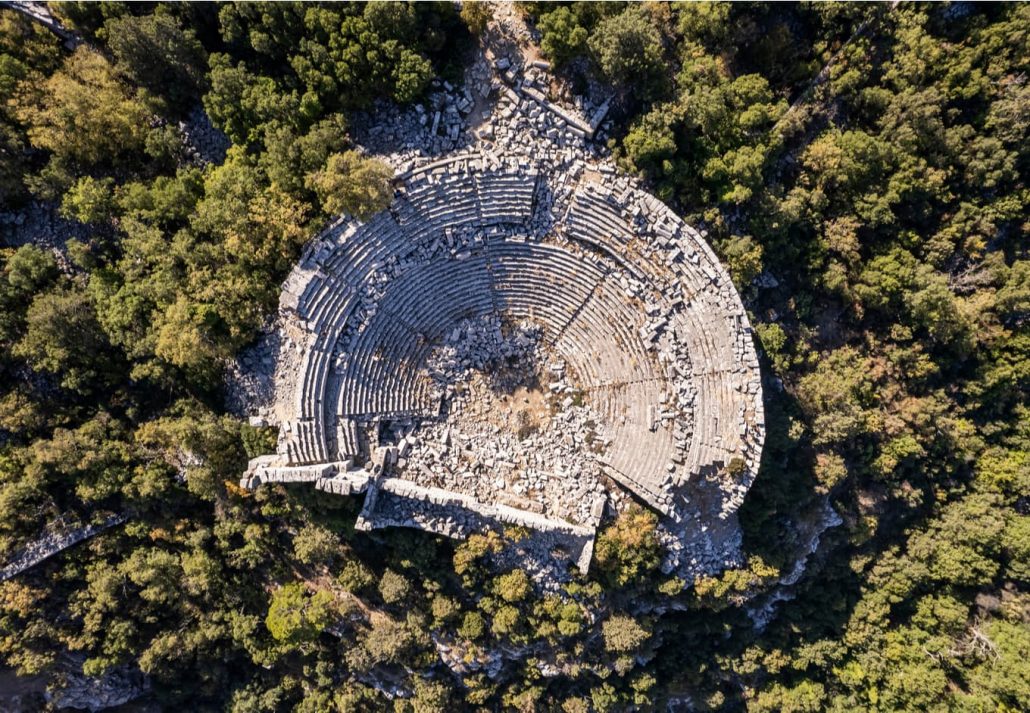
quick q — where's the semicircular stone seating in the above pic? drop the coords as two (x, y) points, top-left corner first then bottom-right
(244, 145), (764, 577)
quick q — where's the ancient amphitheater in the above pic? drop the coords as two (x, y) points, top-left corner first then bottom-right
(239, 58), (764, 582)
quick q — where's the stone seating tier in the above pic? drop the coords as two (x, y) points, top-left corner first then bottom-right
(555, 277), (657, 387)
(372, 252), (496, 343)
(591, 379), (678, 509)
(564, 188), (636, 245)
(283, 419), (329, 465)
(337, 418), (362, 458)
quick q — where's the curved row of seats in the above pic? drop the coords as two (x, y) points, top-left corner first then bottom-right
(488, 240), (606, 343)
(560, 179), (766, 502)
(334, 239), (629, 422)
(335, 315), (435, 418)
(283, 157), (539, 462)
(315, 233), (689, 501)
(663, 301), (763, 481)
(284, 215), (408, 462)
(282, 419), (328, 465)
(476, 168), (537, 224)
(373, 251), (496, 343)
(395, 155), (538, 241)
(294, 234), (748, 497)
(348, 234), (686, 502)
(336, 254), (497, 419)
(554, 274), (658, 388)
(592, 379), (678, 510)
(564, 186), (636, 245)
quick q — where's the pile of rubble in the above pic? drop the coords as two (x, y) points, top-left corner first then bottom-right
(178, 105), (231, 166)
(425, 315), (542, 389)
(400, 315), (613, 528)
(0, 202), (90, 259)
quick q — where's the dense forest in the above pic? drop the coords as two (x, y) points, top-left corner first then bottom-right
(0, 2), (1027, 711)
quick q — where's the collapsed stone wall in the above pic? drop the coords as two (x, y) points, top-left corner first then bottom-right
(0, 513), (127, 582)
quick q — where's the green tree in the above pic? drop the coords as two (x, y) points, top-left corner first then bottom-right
(265, 583), (333, 647)
(202, 54), (297, 146)
(588, 6), (666, 96)
(378, 569), (412, 605)
(752, 680), (826, 713)
(493, 569), (531, 603)
(258, 115), (349, 197)
(538, 7), (589, 67)
(16, 46), (153, 187)
(104, 12), (207, 110)
(293, 524), (339, 567)
(154, 296), (234, 383)
(49, 1), (128, 38)
(622, 109), (676, 177)
(60, 176), (115, 224)
(720, 234), (764, 286)
(796, 347), (879, 447)
(337, 560), (376, 593)
(676, 2), (732, 46)
(906, 494), (1006, 588)
(593, 507), (661, 587)
(0, 10), (60, 205)
(460, 1), (492, 36)
(459, 611), (485, 641)
(305, 150), (393, 220)
(430, 594), (461, 627)
(353, 617), (417, 668)
(963, 617), (1030, 710)
(601, 614), (650, 653)
(4, 245), (58, 297)
(14, 286), (115, 393)
(133, 401), (245, 500)
(409, 678), (452, 713)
